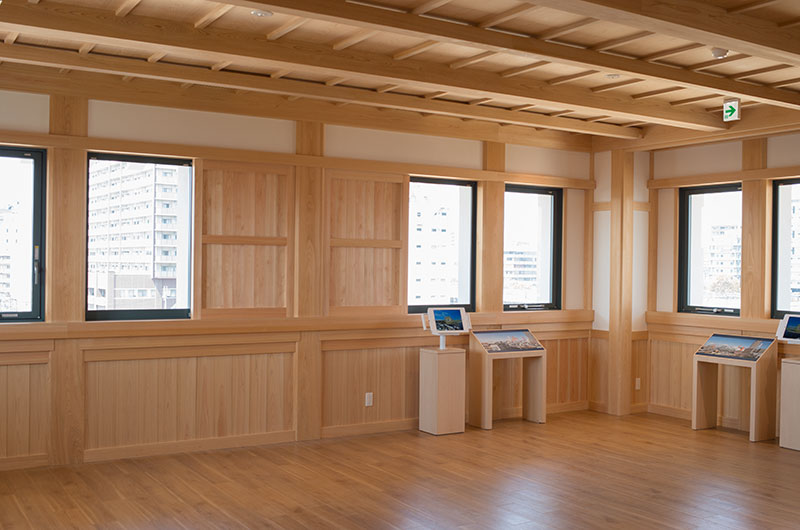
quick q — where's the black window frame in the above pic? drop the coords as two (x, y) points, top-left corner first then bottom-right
(771, 177), (800, 319)
(85, 152), (193, 321)
(678, 183), (742, 316)
(503, 184), (563, 312)
(0, 146), (46, 323)
(407, 176), (477, 314)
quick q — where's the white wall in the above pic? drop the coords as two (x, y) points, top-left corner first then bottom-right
(594, 151), (611, 202)
(632, 211), (649, 330)
(593, 211), (611, 330)
(564, 189), (585, 310)
(656, 189), (676, 312)
(325, 125), (482, 168)
(654, 141), (741, 179)
(88, 101), (296, 153)
(768, 133), (800, 168)
(506, 144), (590, 179)
(0, 90), (49, 133)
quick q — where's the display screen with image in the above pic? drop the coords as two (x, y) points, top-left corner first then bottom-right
(785, 316), (800, 339)
(696, 334), (774, 361)
(473, 329), (543, 353)
(432, 308), (465, 332)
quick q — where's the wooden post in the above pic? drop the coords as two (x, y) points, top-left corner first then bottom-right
(476, 141), (504, 313)
(741, 138), (770, 320)
(47, 95), (88, 465)
(607, 150), (634, 416)
(293, 121), (325, 441)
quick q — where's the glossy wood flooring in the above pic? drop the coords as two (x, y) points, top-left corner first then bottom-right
(3, 411), (800, 529)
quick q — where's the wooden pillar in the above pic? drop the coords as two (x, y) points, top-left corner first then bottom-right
(47, 95), (88, 465)
(607, 150), (634, 416)
(476, 142), (504, 313)
(741, 138), (770, 319)
(293, 121), (324, 441)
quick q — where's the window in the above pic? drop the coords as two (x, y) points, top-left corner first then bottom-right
(407, 177), (476, 313)
(772, 178), (800, 318)
(503, 185), (562, 310)
(678, 184), (742, 315)
(0, 147), (45, 322)
(86, 153), (192, 321)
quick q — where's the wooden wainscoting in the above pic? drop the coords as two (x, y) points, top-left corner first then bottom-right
(589, 333), (608, 412)
(200, 160), (295, 318)
(81, 333), (297, 462)
(0, 340), (52, 470)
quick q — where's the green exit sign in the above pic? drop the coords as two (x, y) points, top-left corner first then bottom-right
(723, 99), (740, 122)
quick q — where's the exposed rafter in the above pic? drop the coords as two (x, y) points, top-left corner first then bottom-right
(0, 0), (725, 130)
(526, 0), (800, 66)
(184, 0), (800, 110)
(0, 42), (643, 138)
(194, 4), (235, 29)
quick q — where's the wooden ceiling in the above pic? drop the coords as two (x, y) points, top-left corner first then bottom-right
(0, 0), (799, 146)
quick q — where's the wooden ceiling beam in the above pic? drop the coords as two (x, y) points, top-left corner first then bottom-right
(0, 1), (724, 130)
(190, 0), (800, 110)
(393, 40), (438, 60)
(591, 78), (643, 92)
(0, 61), (593, 151)
(727, 0), (781, 15)
(0, 43), (642, 138)
(331, 28), (378, 51)
(538, 18), (597, 40)
(640, 43), (705, 62)
(194, 4), (235, 29)
(591, 31), (653, 52)
(266, 16), (307, 40)
(411, 0), (453, 15)
(499, 60), (549, 78)
(478, 5), (542, 29)
(525, 0), (800, 66)
(115, 0), (141, 18)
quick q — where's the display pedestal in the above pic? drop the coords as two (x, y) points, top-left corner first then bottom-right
(692, 337), (777, 442)
(467, 332), (546, 430)
(780, 358), (800, 450)
(419, 347), (465, 435)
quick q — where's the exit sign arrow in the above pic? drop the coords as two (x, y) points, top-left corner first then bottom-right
(723, 99), (740, 122)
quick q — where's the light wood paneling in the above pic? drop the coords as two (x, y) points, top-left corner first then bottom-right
(50, 340), (83, 465)
(477, 142), (504, 313)
(632, 339), (649, 406)
(85, 352), (293, 450)
(325, 170), (406, 312)
(201, 161), (294, 313)
(589, 337), (608, 411)
(322, 346), (419, 428)
(0, 362), (49, 461)
(649, 339), (697, 416)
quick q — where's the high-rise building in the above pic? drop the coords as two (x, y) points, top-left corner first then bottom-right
(0, 201), (30, 311)
(86, 160), (190, 311)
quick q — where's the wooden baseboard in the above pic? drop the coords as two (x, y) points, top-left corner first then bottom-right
(630, 403), (648, 414)
(321, 418), (418, 438)
(719, 416), (746, 431)
(647, 403), (691, 420)
(496, 406), (522, 419)
(589, 401), (608, 413)
(0, 454), (49, 471)
(83, 431), (296, 463)
(548, 401), (589, 414)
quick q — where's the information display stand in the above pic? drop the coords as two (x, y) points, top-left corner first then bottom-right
(468, 329), (546, 430)
(691, 333), (777, 442)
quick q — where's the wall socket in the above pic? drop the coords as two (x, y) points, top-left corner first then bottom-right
(635, 377), (641, 391)
(365, 392), (373, 407)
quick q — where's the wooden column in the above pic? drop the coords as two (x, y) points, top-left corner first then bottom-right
(476, 142), (505, 313)
(47, 95), (88, 465)
(607, 150), (634, 416)
(293, 121), (324, 441)
(741, 138), (770, 319)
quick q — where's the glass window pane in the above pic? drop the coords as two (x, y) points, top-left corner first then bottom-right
(407, 180), (474, 308)
(686, 189), (742, 309)
(503, 190), (555, 306)
(0, 156), (35, 313)
(87, 157), (192, 315)
(774, 181), (800, 314)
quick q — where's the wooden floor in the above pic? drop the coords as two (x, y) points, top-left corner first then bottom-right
(3, 411), (800, 529)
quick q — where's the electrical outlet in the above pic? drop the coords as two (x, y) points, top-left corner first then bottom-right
(635, 377), (641, 391)
(365, 392), (373, 407)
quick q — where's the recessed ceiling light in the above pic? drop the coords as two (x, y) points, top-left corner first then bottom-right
(711, 47), (729, 59)
(250, 9), (273, 17)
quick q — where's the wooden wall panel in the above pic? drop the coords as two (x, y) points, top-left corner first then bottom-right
(203, 245), (286, 309)
(200, 161), (293, 315)
(649, 339), (697, 419)
(329, 248), (399, 308)
(321, 347), (419, 429)
(85, 352), (293, 450)
(0, 363), (49, 461)
(325, 171), (406, 313)
(589, 337), (608, 411)
(632, 339), (649, 406)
